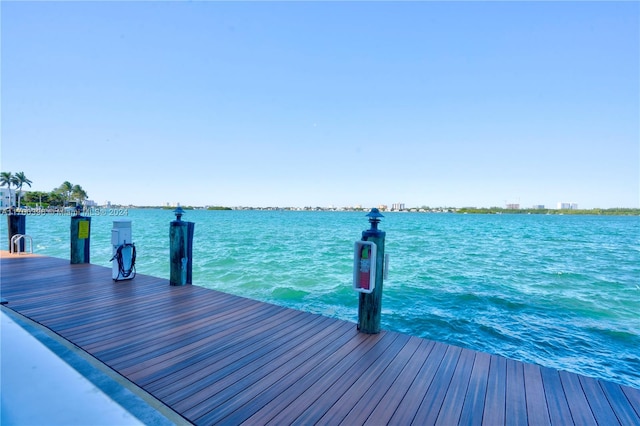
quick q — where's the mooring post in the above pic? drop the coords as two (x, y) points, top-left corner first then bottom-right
(7, 208), (26, 252)
(70, 205), (91, 264)
(169, 206), (195, 286)
(357, 208), (386, 334)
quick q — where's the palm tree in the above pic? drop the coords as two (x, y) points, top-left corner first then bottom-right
(0, 171), (14, 207)
(12, 172), (32, 208)
(57, 181), (74, 206)
(71, 184), (88, 205)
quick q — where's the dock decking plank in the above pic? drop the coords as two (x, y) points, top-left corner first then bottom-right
(506, 358), (528, 425)
(1, 254), (639, 426)
(241, 332), (378, 425)
(387, 340), (450, 425)
(324, 335), (421, 425)
(559, 369), (598, 425)
(578, 375), (621, 425)
(522, 362), (551, 426)
(482, 354), (507, 425)
(600, 380), (640, 425)
(540, 366), (575, 425)
(183, 317), (351, 421)
(361, 338), (436, 425)
(458, 351), (491, 425)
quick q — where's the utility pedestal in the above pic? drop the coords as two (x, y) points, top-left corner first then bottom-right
(356, 208), (386, 334)
(169, 207), (195, 286)
(111, 219), (135, 281)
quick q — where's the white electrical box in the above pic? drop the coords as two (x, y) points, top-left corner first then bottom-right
(111, 220), (134, 281)
(353, 241), (377, 294)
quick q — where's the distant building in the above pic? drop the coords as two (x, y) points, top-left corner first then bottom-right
(378, 204), (388, 211)
(391, 203), (405, 211)
(557, 202), (578, 210)
(1, 188), (15, 208)
(532, 205), (545, 210)
(506, 203), (520, 210)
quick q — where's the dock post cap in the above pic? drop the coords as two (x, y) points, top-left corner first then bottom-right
(173, 206), (185, 221)
(366, 208), (383, 230)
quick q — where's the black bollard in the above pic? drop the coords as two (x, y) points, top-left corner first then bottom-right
(7, 210), (26, 252)
(70, 205), (91, 264)
(357, 208), (386, 334)
(169, 207), (195, 286)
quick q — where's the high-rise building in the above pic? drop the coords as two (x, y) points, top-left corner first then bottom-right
(557, 202), (578, 210)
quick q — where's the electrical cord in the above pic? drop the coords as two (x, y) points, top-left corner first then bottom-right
(110, 243), (136, 281)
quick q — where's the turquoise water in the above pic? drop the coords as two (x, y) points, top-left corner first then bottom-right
(2, 209), (639, 389)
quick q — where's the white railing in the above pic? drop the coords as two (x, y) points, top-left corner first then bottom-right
(10, 234), (33, 255)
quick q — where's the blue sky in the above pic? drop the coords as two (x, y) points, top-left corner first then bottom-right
(2, 1), (638, 208)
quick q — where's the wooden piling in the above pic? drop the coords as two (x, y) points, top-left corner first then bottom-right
(169, 207), (194, 286)
(7, 214), (26, 252)
(358, 209), (386, 334)
(70, 215), (91, 264)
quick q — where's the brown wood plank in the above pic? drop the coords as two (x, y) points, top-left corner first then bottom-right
(122, 305), (299, 381)
(363, 338), (436, 425)
(2, 255), (638, 426)
(329, 335), (422, 425)
(387, 340), (449, 425)
(435, 347), (477, 425)
(217, 325), (364, 425)
(266, 332), (401, 425)
(149, 313), (330, 402)
(412, 344), (464, 425)
(315, 333), (414, 425)
(241, 332), (380, 424)
(183, 316), (352, 421)
(197, 320), (358, 425)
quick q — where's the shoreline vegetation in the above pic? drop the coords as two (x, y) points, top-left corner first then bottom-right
(3, 174), (637, 216)
(6, 205), (640, 216)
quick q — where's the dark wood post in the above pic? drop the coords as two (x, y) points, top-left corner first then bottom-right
(169, 207), (195, 286)
(358, 208), (386, 334)
(7, 211), (26, 252)
(70, 206), (91, 264)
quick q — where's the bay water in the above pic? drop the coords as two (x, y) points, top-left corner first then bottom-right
(3, 209), (639, 389)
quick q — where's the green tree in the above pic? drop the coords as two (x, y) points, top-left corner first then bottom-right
(23, 191), (52, 207)
(57, 181), (74, 206)
(0, 171), (14, 207)
(71, 184), (88, 205)
(12, 171), (32, 207)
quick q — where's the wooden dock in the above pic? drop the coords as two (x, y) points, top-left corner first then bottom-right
(1, 254), (639, 425)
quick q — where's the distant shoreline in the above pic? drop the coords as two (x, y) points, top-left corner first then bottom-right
(6, 205), (639, 216)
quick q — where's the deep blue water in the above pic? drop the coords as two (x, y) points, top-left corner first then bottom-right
(3, 209), (639, 389)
